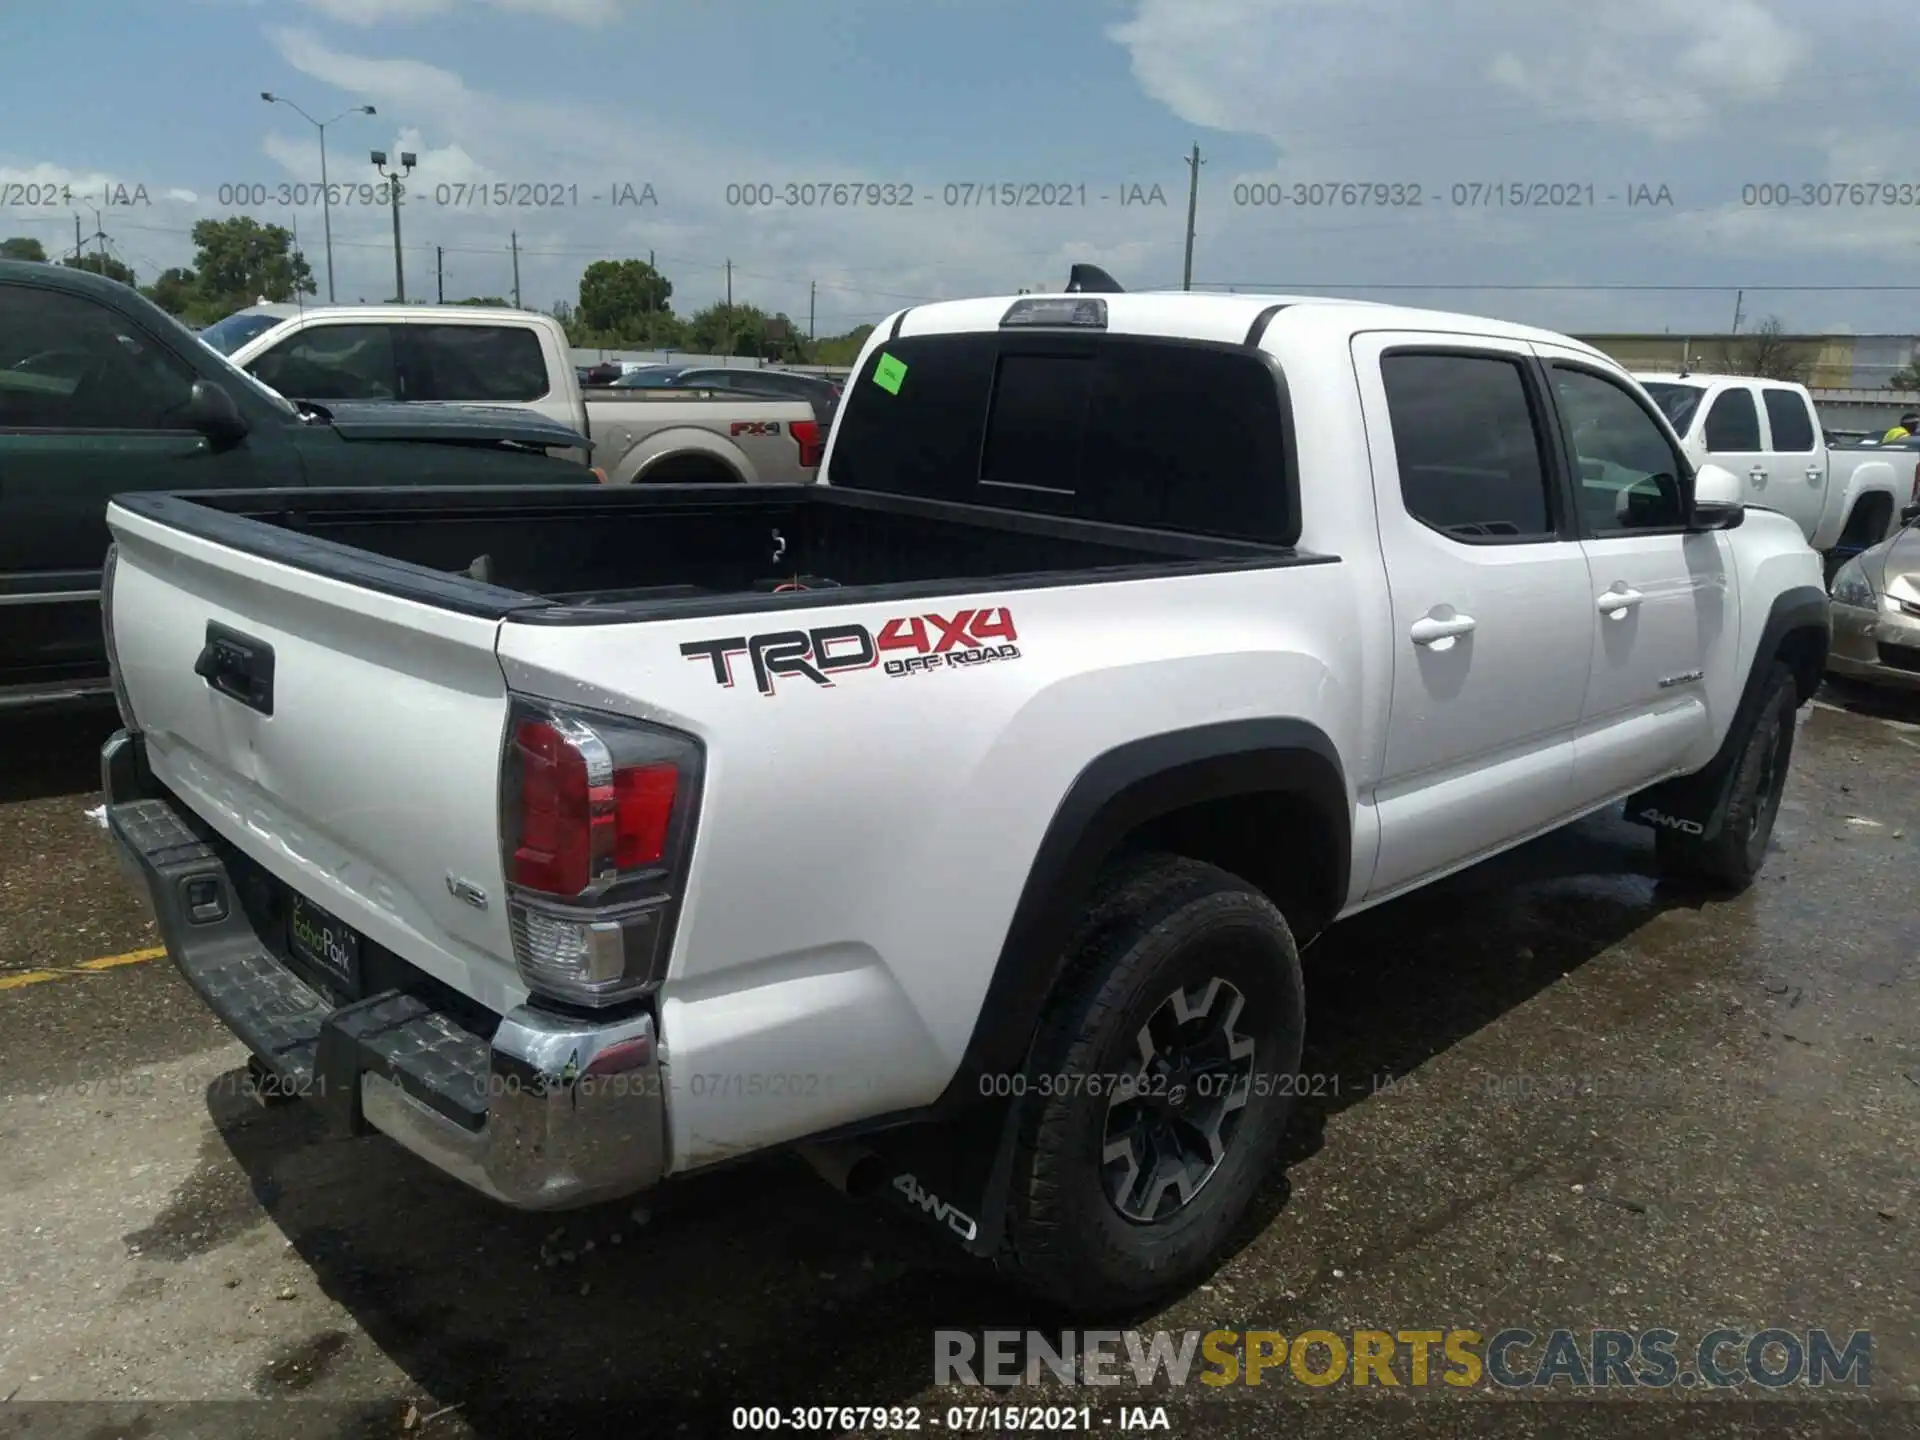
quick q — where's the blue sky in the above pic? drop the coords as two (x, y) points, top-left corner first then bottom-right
(2, 0), (1916, 336)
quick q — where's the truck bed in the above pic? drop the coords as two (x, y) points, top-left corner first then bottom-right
(109, 484), (1318, 624)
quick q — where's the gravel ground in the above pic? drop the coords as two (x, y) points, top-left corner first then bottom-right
(0, 690), (1916, 1440)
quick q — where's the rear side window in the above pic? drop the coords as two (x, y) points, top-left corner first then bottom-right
(1762, 387), (1815, 452)
(828, 333), (1294, 544)
(1703, 388), (1761, 451)
(1379, 352), (1555, 541)
(408, 325), (548, 403)
(250, 323), (398, 400)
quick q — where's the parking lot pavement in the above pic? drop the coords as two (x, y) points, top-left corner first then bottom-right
(1, 692), (1917, 1440)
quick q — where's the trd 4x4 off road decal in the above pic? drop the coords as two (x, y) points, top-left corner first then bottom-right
(681, 607), (1021, 696)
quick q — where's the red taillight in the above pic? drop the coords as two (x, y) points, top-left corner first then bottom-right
(500, 699), (701, 1005)
(791, 418), (824, 469)
(510, 718), (606, 896)
(614, 763), (677, 868)
(510, 718), (684, 897)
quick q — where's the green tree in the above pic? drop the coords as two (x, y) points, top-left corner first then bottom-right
(685, 302), (777, 356)
(577, 258), (673, 334)
(62, 251), (135, 286)
(1, 236), (47, 262)
(1889, 360), (1920, 392)
(189, 217), (316, 310)
(806, 324), (874, 367)
(454, 296), (509, 306)
(141, 267), (201, 317)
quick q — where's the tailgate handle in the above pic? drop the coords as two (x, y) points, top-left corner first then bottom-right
(194, 622), (275, 716)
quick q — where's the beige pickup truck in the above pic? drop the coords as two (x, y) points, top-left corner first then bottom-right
(585, 389), (823, 485)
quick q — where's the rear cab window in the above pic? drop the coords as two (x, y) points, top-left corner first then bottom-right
(1761, 387), (1816, 452)
(408, 325), (550, 403)
(825, 329), (1296, 545)
(1703, 386), (1761, 451)
(1378, 352), (1556, 541)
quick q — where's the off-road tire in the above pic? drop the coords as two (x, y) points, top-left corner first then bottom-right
(996, 853), (1305, 1315)
(1655, 662), (1799, 890)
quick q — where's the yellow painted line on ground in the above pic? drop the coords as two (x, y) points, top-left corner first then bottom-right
(0, 945), (168, 994)
(75, 945), (167, 971)
(0, 971), (62, 992)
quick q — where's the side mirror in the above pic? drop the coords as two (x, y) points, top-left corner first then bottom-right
(185, 379), (248, 448)
(1902, 502), (1920, 526)
(1689, 463), (1745, 531)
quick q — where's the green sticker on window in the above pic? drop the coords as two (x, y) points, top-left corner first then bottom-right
(872, 352), (908, 394)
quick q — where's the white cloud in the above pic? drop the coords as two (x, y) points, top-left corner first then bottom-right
(255, 26), (1185, 324)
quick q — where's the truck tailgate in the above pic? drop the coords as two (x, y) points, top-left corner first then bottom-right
(106, 503), (525, 1014)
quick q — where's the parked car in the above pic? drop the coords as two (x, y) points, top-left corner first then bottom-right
(1828, 508), (1920, 691)
(1636, 373), (1906, 572)
(213, 309), (818, 485)
(196, 303), (308, 356)
(666, 366), (842, 426)
(607, 365), (694, 389)
(582, 360), (625, 387)
(0, 261), (598, 709)
(582, 387), (822, 483)
(223, 305), (590, 454)
(99, 279), (1829, 1313)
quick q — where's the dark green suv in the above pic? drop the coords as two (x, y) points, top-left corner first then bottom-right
(0, 261), (597, 706)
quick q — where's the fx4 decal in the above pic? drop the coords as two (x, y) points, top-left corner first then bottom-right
(730, 420), (782, 436)
(1639, 808), (1705, 836)
(681, 607), (1021, 696)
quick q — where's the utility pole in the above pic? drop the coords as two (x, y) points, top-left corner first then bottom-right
(809, 280), (816, 342)
(436, 245), (444, 303)
(73, 215), (82, 262)
(1182, 143), (1203, 291)
(510, 231), (521, 309)
(725, 257), (732, 308)
(1730, 289), (1744, 335)
(372, 149), (415, 301)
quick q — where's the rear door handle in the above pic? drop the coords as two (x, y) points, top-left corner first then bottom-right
(1748, 467), (1768, 484)
(1597, 587), (1645, 616)
(1410, 613), (1476, 645)
(1805, 467), (1823, 482)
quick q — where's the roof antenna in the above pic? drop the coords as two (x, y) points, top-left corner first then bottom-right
(1065, 263), (1123, 294)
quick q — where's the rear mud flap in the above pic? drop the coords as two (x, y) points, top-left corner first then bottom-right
(855, 1095), (1021, 1259)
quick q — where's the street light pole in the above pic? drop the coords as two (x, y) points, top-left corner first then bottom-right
(372, 149), (416, 301)
(262, 93), (376, 304)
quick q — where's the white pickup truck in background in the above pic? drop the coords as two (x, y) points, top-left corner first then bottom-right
(208, 302), (821, 485)
(1636, 372), (1907, 572)
(102, 283), (1828, 1314)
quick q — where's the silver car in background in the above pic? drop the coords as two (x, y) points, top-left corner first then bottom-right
(1829, 509), (1920, 691)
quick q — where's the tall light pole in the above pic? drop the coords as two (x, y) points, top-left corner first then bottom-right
(372, 149), (416, 301)
(262, 93), (376, 304)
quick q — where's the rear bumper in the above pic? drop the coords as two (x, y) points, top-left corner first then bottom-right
(101, 730), (667, 1210)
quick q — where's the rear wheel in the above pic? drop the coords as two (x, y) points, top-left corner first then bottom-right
(1655, 662), (1798, 890)
(997, 854), (1304, 1314)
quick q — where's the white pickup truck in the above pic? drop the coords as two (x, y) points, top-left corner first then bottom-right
(1635, 372), (1907, 571)
(101, 285), (1828, 1313)
(208, 303), (821, 484)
